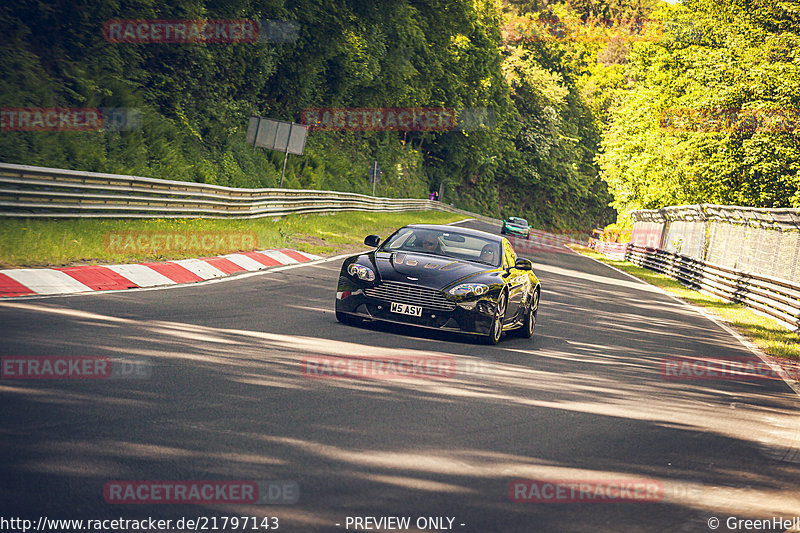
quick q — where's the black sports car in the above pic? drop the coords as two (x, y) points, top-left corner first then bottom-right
(335, 224), (541, 344)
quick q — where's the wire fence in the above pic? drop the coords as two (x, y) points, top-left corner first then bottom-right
(631, 204), (800, 284)
(623, 204), (800, 331)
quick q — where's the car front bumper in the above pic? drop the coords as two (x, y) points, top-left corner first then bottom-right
(503, 226), (529, 236)
(335, 279), (497, 335)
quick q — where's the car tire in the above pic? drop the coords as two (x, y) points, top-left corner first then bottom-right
(485, 291), (507, 345)
(516, 289), (538, 338)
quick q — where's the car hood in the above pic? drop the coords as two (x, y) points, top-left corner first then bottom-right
(372, 251), (492, 290)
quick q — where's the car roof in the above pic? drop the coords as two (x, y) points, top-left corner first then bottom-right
(403, 223), (504, 243)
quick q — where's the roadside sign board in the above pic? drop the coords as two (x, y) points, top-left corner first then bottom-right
(247, 117), (307, 155)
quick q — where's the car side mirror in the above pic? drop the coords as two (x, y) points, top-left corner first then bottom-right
(364, 235), (381, 247)
(514, 258), (533, 271)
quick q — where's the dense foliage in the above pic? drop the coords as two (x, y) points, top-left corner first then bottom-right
(597, 0), (800, 216)
(9, 0), (795, 229)
(1, 0), (624, 230)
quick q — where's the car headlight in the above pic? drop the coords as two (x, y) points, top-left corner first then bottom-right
(448, 283), (489, 297)
(347, 263), (375, 281)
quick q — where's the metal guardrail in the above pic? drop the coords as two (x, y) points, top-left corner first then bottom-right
(624, 244), (800, 331)
(0, 162), (500, 224)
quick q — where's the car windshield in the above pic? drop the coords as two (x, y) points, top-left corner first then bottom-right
(508, 218), (527, 226)
(380, 227), (502, 267)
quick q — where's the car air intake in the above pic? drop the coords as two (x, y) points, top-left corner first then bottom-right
(364, 281), (456, 311)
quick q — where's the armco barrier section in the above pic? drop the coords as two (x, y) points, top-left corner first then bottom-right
(0, 162), (500, 225)
(624, 244), (800, 331)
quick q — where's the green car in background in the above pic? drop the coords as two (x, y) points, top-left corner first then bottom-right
(501, 217), (531, 240)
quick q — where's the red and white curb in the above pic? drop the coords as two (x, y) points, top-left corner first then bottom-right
(0, 249), (322, 298)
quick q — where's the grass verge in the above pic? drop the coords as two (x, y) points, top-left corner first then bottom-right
(0, 210), (467, 268)
(569, 244), (800, 363)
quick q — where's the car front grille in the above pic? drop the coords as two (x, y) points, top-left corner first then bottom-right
(364, 281), (455, 311)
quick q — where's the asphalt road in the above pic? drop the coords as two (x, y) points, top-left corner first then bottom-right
(1, 220), (799, 533)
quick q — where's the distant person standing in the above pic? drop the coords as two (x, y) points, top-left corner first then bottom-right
(429, 191), (436, 200)
(434, 191), (439, 201)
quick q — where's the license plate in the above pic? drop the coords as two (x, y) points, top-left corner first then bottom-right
(390, 302), (422, 317)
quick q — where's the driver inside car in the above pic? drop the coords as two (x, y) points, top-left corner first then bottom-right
(480, 243), (498, 265)
(415, 232), (443, 254)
